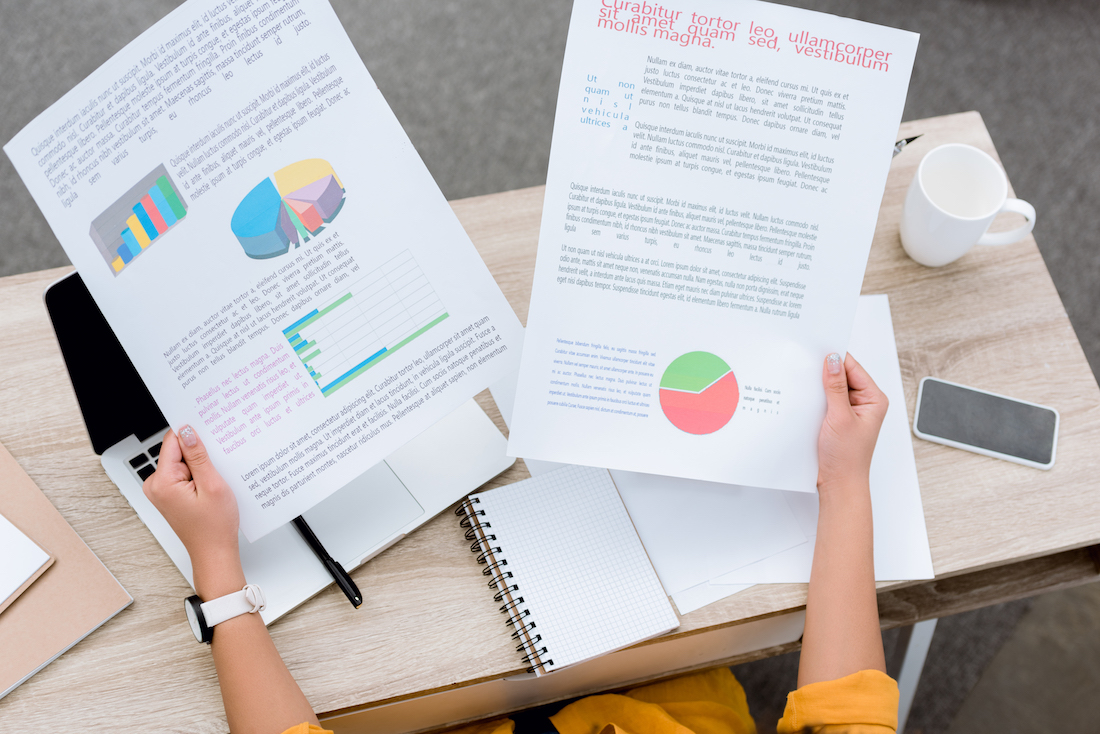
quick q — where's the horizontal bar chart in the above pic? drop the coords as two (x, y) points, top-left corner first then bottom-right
(282, 250), (448, 397)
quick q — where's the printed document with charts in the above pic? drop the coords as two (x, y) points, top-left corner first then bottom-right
(509, 0), (918, 491)
(4, 0), (522, 541)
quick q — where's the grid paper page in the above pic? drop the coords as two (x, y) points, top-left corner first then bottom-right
(477, 465), (679, 673)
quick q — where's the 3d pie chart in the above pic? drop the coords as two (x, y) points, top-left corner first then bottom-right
(230, 159), (346, 259)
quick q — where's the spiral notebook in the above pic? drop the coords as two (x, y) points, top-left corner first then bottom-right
(458, 465), (679, 675)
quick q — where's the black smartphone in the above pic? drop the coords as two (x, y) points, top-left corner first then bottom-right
(912, 377), (1058, 469)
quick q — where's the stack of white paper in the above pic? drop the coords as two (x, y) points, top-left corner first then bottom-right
(667, 295), (934, 612)
(0, 513), (51, 613)
(493, 296), (934, 614)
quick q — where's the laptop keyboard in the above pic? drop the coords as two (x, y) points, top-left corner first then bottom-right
(129, 441), (163, 483)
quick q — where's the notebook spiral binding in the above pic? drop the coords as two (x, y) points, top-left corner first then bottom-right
(456, 497), (552, 673)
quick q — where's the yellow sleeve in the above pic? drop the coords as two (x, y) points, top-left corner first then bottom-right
(550, 668), (755, 734)
(551, 693), (694, 734)
(278, 725), (334, 734)
(445, 718), (516, 734)
(776, 670), (899, 734)
(626, 667), (750, 710)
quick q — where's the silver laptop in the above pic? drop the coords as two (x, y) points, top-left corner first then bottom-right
(46, 271), (513, 623)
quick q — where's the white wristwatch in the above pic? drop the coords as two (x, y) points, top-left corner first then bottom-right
(184, 584), (266, 644)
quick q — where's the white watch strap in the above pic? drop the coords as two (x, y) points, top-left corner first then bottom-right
(200, 584), (266, 627)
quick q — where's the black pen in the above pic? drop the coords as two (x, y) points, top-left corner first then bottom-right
(893, 134), (922, 157)
(292, 515), (363, 608)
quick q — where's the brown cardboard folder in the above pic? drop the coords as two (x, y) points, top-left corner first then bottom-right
(0, 441), (132, 700)
(0, 534), (54, 615)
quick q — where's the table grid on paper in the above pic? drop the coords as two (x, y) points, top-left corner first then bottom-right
(478, 465), (679, 672)
(282, 250), (448, 397)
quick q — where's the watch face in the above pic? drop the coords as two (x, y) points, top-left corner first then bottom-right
(185, 595), (211, 644)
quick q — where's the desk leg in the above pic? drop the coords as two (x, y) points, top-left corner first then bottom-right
(890, 618), (937, 733)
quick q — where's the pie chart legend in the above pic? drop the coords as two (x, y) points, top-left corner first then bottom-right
(659, 351), (739, 435)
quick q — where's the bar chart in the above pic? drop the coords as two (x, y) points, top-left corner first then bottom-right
(283, 251), (449, 397)
(89, 164), (188, 276)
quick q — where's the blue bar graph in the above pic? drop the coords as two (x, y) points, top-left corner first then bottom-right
(320, 348), (387, 394)
(131, 202), (159, 242)
(283, 309), (319, 336)
(281, 251), (448, 398)
(117, 240), (135, 264)
(148, 186), (178, 227)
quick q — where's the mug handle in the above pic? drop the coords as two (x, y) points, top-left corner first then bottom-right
(977, 198), (1036, 246)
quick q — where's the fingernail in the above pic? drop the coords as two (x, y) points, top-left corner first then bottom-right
(179, 425), (197, 447)
(827, 353), (842, 374)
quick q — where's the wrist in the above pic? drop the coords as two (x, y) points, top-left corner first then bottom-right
(817, 474), (871, 505)
(191, 549), (246, 600)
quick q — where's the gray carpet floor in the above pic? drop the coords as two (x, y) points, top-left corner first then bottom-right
(948, 584), (1100, 734)
(2, 1), (1098, 732)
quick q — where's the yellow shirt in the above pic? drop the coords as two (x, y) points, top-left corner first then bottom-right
(284, 667), (898, 734)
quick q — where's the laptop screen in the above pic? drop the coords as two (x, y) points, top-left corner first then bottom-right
(44, 272), (166, 455)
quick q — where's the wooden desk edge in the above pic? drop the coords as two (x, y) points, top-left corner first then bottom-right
(319, 544), (1100, 726)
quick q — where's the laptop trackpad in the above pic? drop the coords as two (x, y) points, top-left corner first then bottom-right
(301, 461), (424, 565)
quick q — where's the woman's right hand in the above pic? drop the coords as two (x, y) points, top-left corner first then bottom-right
(143, 425), (244, 598)
(146, 427), (321, 732)
(816, 353), (889, 498)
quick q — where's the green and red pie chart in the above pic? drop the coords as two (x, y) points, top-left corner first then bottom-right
(659, 351), (739, 434)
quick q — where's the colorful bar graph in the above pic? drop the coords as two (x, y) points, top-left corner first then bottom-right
(157, 176), (187, 220)
(141, 194), (168, 234)
(120, 229), (141, 260)
(117, 238), (136, 264)
(282, 251), (449, 398)
(126, 214), (151, 248)
(90, 165), (188, 277)
(281, 293), (353, 338)
(131, 202), (158, 241)
(148, 186), (177, 227)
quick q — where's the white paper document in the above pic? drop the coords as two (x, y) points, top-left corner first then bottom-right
(495, 295), (935, 616)
(608, 470), (805, 596)
(0, 513), (51, 608)
(509, 0), (918, 491)
(5, 0), (522, 540)
(492, 348), (808, 600)
(670, 581), (754, 615)
(680, 295), (935, 611)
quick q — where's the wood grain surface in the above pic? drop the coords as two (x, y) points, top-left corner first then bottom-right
(1, 112), (1098, 731)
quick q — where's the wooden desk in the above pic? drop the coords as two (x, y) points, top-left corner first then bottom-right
(1, 112), (1098, 732)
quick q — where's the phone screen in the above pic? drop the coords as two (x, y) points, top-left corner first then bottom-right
(916, 379), (1057, 465)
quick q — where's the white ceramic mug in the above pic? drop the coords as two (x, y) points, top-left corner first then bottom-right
(900, 143), (1036, 267)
